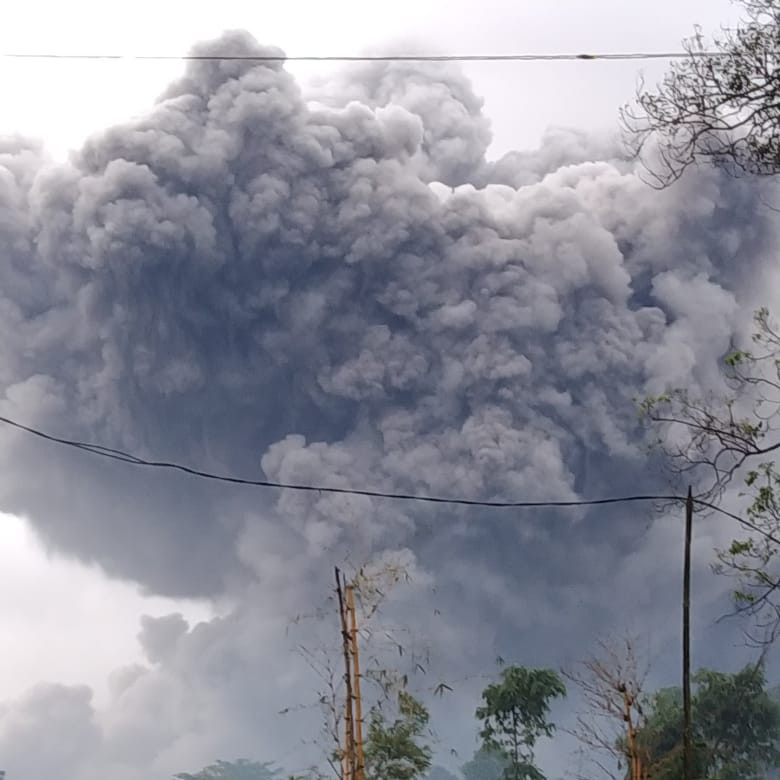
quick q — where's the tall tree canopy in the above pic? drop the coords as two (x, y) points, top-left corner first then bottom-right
(636, 661), (780, 779)
(476, 665), (566, 780)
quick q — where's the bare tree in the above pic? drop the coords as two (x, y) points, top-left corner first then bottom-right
(619, 0), (780, 647)
(640, 307), (780, 644)
(622, 0), (780, 186)
(562, 635), (651, 780)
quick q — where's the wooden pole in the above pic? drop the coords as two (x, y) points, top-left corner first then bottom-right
(682, 487), (693, 780)
(335, 568), (355, 780)
(347, 584), (365, 780)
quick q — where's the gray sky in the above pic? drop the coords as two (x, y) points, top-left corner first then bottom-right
(0, 2), (776, 779)
(0, 0), (741, 157)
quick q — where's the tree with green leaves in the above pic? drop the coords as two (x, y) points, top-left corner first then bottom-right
(636, 661), (780, 779)
(174, 759), (280, 780)
(363, 690), (433, 780)
(475, 665), (566, 780)
(623, 0), (780, 185)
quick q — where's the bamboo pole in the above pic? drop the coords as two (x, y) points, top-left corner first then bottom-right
(335, 568), (355, 780)
(347, 584), (365, 780)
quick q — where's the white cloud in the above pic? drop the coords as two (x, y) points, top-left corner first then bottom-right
(0, 513), (214, 706)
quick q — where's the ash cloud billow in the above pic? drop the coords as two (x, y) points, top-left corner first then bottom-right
(0, 29), (776, 779)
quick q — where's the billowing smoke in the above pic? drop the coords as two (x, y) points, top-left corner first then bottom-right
(0, 29), (777, 779)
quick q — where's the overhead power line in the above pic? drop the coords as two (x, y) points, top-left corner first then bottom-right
(0, 50), (720, 64)
(0, 411), (769, 544)
(0, 413), (676, 509)
(3, 411), (778, 546)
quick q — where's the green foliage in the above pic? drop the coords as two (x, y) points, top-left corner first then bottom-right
(363, 690), (433, 780)
(635, 662), (780, 779)
(636, 393), (672, 419)
(632, 687), (706, 780)
(475, 666), (566, 780)
(694, 664), (780, 779)
(725, 349), (753, 367)
(174, 759), (280, 780)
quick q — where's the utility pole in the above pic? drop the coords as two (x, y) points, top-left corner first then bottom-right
(682, 486), (693, 780)
(335, 567), (356, 780)
(347, 584), (365, 780)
